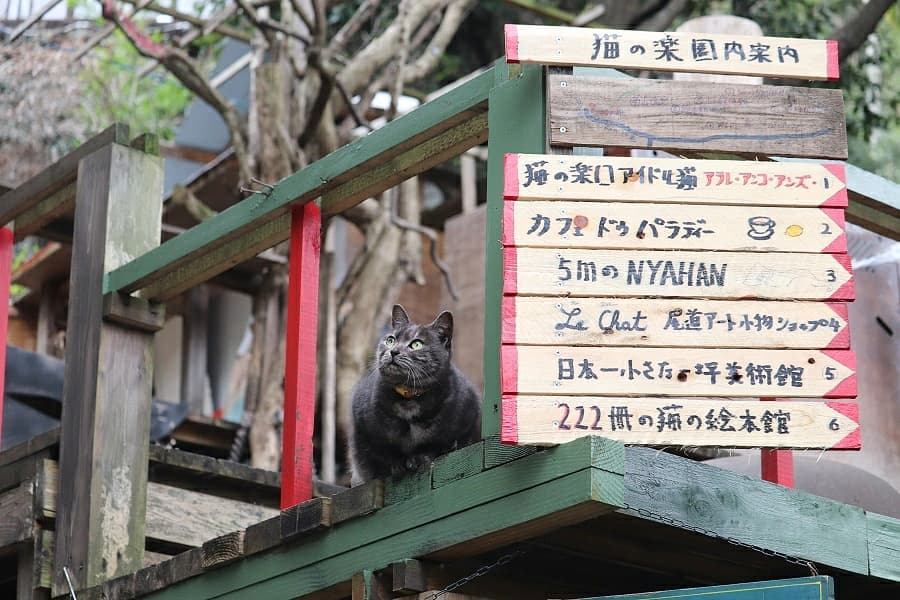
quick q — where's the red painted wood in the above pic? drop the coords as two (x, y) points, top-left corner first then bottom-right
(282, 203), (321, 509)
(829, 254), (855, 301)
(821, 209), (847, 254)
(0, 228), (12, 446)
(500, 296), (517, 345)
(826, 40), (840, 81)
(825, 302), (851, 349)
(822, 349), (858, 398)
(761, 397), (794, 487)
(502, 247), (517, 296)
(821, 164), (848, 207)
(505, 24), (519, 63)
(503, 154), (519, 200)
(500, 395), (518, 444)
(828, 402), (861, 449)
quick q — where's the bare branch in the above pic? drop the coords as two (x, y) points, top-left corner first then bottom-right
(402, 0), (476, 84)
(328, 0), (381, 54)
(235, 0), (313, 45)
(288, 0), (315, 32)
(335, 77), (371, 130)
(118, 0), (252, 43)
(170, 184), (218, 222)
(834, 0), (895, 62)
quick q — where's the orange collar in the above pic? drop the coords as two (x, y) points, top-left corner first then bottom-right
(394, 386), (426, 399)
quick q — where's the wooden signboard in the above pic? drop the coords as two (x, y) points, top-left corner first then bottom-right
(506, 24), (839, 81)
(501, 346), (856, 398)
(504, 154), (848, 208)
(504, 200), (846, 253)
(502, 396), (860, 449)
(504, 248), (854, 300)
(578, 576), (835, 599)
(502, 297), (850, 349)
(547, 76), (848, 159)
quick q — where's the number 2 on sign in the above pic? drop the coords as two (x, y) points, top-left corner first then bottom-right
(556, 402), (603, 431)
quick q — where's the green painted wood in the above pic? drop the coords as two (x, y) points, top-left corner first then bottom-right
(384, 469), (432, 505)
(145, 467), (615, 600)
(584, 576), (835, 599)
(103, 67), (496, 298)
(432, 441), (484, 488)
(867, 512), (900, 582)
(623, 447), (869, 575)
(483, 61), (547, 438)
(483, 434), (537, 469)
(139, 437), (623, 599)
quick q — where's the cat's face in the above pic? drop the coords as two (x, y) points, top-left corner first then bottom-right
(376, 305), (453, 388)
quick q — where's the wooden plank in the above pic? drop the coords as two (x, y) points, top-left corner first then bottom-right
(0, 428), (59, 468)
(53, 142), (163, 593)
(243, 516), (281, 556)
(761, 396), (794, 487)
(504, 200), (847, 253)
(0, 482), (34, 548)
(547, 75), (847, 159)
(502, 395), (860, 449)
(623, 446), (869, 574)
(0, 227), (11, 449)
(432, 441), (484, 488)
(201, 531), (245, 570)
(502, 297), (850, 349)
(507, 24), (838, 81)
(502, 346), (856, 398)
(102, 292), (166, 332)
(584, 575), (835, 599)
(483, 63), (547, 438)
(0, 124), (130, 227)
(280, 497), (331, 540)
(384, 470), (432, 506)
(482, 434), (536, 469)
(282, 203), (321, 508)
(330, 481), (384, 524)
(102, 68), (496, 301)
(180, 285), (209, 413)
(352, 570), (391, 600)
(868, 512), (900, 582)
(504, 248), (854, 300)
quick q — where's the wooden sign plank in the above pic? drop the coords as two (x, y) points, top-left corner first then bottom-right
(547, 75), (848, 159)
(502, 395), (859, 450)
(506, 24), (839, 81)
(501, 346), (856, 398)
(504, 154), (848, 208)
(504, 200), (846, 253)
(504, 248), (854, 301)
(502, 297), (850, 349)
(574, 576), (836, 599)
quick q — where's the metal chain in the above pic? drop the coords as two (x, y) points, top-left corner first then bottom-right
(428, 549), (526, 599)
(623, 503), (818, 576)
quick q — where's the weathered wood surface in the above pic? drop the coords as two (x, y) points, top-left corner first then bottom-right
(504, 200), (847, 253)
(181, 285), (209, 413)
(0, 123), (130, 230)
(502, 297), (850, 349)
(502, 346), (856, 398)
(102, 292), (166, 332)
(507, 24), (838, 81)
(201, 530), (245, 570)
(281, 497), (332, 540)
(102, 68), (495, 302)
(623, 446), (870, 575)
(502, 395), (860, 449)
(53, 142), (163, 593)
(505, 247), (853, 300)
(868, 512), (900, 582)
(0, 482), (34, 548)
(584, 576), (835, 599)
(547, 76), (847, 159)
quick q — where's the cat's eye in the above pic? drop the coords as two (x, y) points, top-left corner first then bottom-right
(409, 340), (424, 350)
(384, 336), (396, 347)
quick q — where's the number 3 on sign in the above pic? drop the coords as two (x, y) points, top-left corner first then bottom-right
(826, 269), (836, 282)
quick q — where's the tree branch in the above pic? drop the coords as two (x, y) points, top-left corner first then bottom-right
(834, 0), (895, 63)
(402, 0), (475, 83)
(235, 0), (313, 45)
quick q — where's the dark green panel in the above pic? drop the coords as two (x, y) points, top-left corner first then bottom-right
(584, 576), (834, 599)
(483, 61), (546, 437)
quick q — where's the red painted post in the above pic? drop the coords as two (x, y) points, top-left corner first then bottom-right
(281, 203), (321, 509)
(0, 228), (12, 447)
(761, 397), (794, 487)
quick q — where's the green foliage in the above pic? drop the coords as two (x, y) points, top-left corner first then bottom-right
(78, 29), (193, 141)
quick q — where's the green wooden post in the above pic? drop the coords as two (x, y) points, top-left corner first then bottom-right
(482, 62), (546, 438)
(53, 141), (164, 594)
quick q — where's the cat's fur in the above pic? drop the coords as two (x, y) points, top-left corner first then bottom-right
(349, 305), (481, 484)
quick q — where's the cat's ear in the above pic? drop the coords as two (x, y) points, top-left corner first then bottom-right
(430, 311), (453, 347)
(391, 305), (410, 329)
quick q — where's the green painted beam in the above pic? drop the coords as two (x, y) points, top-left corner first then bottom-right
(586, 576), (835, 599)
(622, 447), (870, 575)
(140, 436), (624, 600)
(103, 66), (497, 299)
(867, 512), (900, 582)
(482, 62), (547, 437)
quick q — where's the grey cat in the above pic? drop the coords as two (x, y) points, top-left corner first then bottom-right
(349, 305), (481, 484)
